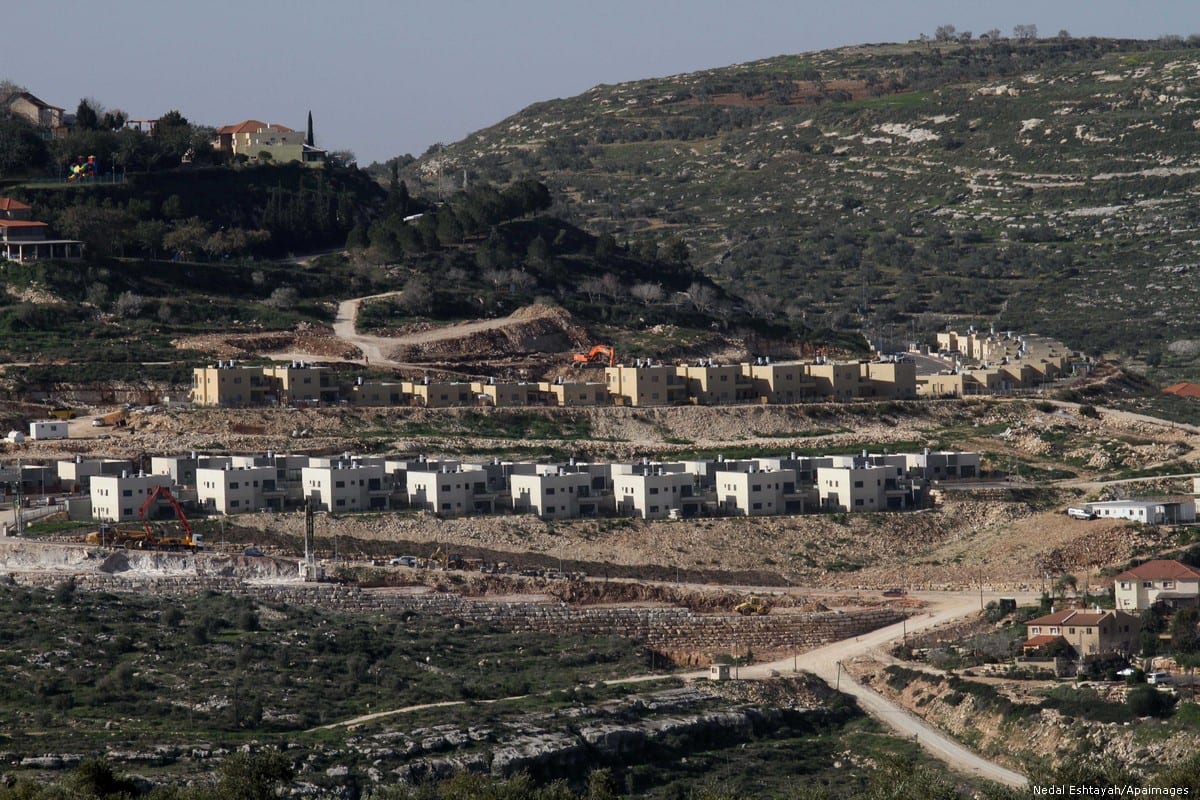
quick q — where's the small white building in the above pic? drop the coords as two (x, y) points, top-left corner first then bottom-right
(28, 421), (67, 440)
(90, 473), (173, 522)
(510, 469), (591, 519)
(1084, 499), (1196, 525)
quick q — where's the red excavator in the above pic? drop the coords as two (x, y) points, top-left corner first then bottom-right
(85, 485), (203, 551)
(571, 344), (616, 368)
(139, 485), (203, 550)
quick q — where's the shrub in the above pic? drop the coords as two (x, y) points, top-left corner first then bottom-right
(1127, 684), (1176, 718)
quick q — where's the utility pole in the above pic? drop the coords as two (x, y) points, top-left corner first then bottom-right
(15, 459), (23, 536)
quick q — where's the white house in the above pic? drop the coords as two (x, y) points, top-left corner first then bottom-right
(613, 469), (698, 519)
(1114, 560), (1200, 610)
(196, 465), (283, 513)
(29, 421), (67, 441)
(90, 473), (173, 522)
(714, 468), (795, 516)
(1084, 499), (1196, 525)
(510, 469), (591, 519)
(406, 466), (479, 516)
(303, 461), (389, 513)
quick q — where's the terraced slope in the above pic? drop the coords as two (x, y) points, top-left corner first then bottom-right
(402, 38), (1200, 377)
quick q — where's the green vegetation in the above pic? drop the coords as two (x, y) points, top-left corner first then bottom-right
(0, 584), (649, 755)
(403, 37), (1200, 380)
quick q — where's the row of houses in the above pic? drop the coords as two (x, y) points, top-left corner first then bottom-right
(192, 331), (1075, 410)
(190, 358), (921, 409)
(923, 329), (1076, 397)
(57, 449), (980, 524)
(1020, 559), (1200, 660)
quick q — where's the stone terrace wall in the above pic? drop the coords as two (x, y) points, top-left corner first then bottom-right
(8, 574), (903, 664)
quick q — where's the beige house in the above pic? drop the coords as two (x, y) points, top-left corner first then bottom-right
(191, 363), (271, 406)
(348, 380), (410, 407)
(405, 381), (475, 408)
(1, 91), (64, 130)
(803, 361), (860, 400)
(605, 364), (687, 406)
(537, 380), (609, 406)
(263, 363), (336, 405)
(1114, 560), (1200, 611)
(858, 360), (917, 399)
(472, 381), (540, 407)
(742, 361), (815, 403)
(302, 460), (390, 512)
(1024, 609), (1140, 658)
(676, 363), (755, 405)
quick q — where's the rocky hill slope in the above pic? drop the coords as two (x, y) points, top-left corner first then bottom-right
(403, 37), (1200, 379)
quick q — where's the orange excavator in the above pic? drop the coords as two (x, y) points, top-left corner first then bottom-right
(572, 344), (616, 368)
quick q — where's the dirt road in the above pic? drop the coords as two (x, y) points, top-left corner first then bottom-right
(738, 590), (1034, 789)
(330, 293), (567, 369)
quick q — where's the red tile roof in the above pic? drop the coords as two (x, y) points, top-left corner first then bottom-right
(1115, 559), (1200, 582)
(1163, 382), (1200, 399)
(0, 220), (47, 228)
(0, 198), (31, 212)
(217, 119), (295, 135)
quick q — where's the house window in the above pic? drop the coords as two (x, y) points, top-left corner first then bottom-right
(855, 499), (864, 506)
(546, 506), (555, 514)
(546, 488), (556, 495)
(752, 502), (762, 510)
(122, 489), (133, 497)
(1163, 581), (1175, 589)
(752, 485), (761, 492)
(854, 480), (864, 488)
(649, 505), (659, 513)
(230, 482), (239, 490)
(649, 487), (659, 495)
(336, 499), (345, 507)
(231, 500), (240, 508)
(335, 481), (345, 488)
(1143, 581), (1153, 588)
(1068, 628), (1076, 634)
(1120, 582), (1130, 589)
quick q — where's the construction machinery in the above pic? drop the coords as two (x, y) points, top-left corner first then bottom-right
(734, 597), (771, 616)
(85, 485), (203, 551)
(571, 345), (616, 368)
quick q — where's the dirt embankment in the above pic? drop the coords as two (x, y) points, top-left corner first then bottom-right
(848, 656), (1200, 774)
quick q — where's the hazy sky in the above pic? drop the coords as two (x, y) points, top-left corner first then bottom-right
(6, 1), (1196, 164)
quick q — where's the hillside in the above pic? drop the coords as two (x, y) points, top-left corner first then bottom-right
(400, 37), (1200, 380)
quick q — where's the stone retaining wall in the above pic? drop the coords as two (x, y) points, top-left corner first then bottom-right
(8, 574), (902, 664)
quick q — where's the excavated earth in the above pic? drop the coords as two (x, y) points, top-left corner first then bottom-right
(2, 397), (1197, 589)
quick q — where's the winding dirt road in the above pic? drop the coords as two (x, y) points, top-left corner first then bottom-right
(312, 589), (1031, 788)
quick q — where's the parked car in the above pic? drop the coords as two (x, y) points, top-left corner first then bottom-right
(882, 588), (907, 597)
(91, 418), (106, 427)
(1067, 507), (1096, 520)
(242, 546), (265, 557)
(1147, 671), (1172, 685)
